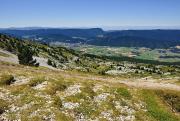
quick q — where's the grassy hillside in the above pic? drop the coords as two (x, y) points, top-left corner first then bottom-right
(0, 34), (180, 120)
(0, 61), (179, 121)
(0, 34), (110, 73)
(0, 34), (180, 79)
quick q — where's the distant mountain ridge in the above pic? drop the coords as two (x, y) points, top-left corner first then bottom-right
(0, 28), (104, 37)
(0, 28), (180, 48)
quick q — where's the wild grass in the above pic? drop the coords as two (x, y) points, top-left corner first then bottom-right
(141, 90), (180, 121)
(75, 100), (98, 118)
(0, 99), (9, 114)
(64, 94), (82, 103)
(52, 96), (62, 108)
(45, 80), (68, 95)
(0, 74), (15, 86)
(0, 59), (179, 121)
(55, 111), (73, 121)
(116, 87), (132, 99)
(176, 79), (180, 85)
(155, 90), (180, 113)
(80, 84), (96, 99)
(28, 77), (46, 87)
(10, 85), (33, 96)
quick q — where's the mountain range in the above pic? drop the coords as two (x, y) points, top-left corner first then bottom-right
(0, 28), (180, 48)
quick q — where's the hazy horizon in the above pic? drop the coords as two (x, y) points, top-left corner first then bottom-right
(1, 26), (180, 31)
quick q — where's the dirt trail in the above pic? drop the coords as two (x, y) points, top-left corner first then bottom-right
(121, 81), (180, 91)
(62, 74), (180, 91)
(87, 76), (180, 91)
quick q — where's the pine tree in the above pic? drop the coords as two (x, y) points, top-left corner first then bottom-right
(17, 44), (39, 67)
(47, 59), (53, 65)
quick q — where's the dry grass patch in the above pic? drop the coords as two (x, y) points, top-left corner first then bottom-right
(0, 74), (15, 86)
(28, 77), (47, 87)
(0, 99), (9, 114)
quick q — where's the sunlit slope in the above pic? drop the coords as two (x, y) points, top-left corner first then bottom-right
(0, 61), (179, 121)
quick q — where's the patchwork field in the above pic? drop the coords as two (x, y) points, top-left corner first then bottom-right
(73, 45), (180, 62)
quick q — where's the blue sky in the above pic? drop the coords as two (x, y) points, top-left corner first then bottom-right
(1, 0), (180, 28)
